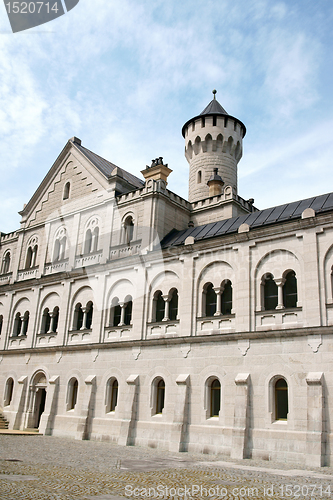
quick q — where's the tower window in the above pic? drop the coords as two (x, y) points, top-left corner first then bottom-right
(197, 170), (202, 184)
(213, 115), (217, 126)
(201, 117), (205, 128)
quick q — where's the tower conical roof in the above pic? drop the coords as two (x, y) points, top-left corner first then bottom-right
(182, 92), (246, 137)
(200, 99), (228, 116)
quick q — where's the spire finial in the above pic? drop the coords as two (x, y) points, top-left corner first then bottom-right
(212, 89), (217, 100)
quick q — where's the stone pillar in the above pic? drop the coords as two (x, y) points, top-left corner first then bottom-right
(213, 287), (223, 316)
(39, 376), (59, 436)
(13, 376), (28, 430)
(76, 375), (96, 440)
(118, 374), (139, 446)
(231, 373), (251, 459)
(169, 374), (190, 452)
(306, 372), (325, 467)
(119, 302), (126, 326)
(80, 308), (88, 330)
(162, 295), (170, 321)
(275, 278), (285, 310)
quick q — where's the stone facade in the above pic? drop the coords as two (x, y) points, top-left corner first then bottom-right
(0, 97), (332, 466)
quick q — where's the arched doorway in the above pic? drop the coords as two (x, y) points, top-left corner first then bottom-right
(26, 372), (47, 429)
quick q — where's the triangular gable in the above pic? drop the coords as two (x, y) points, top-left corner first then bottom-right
(20, 138), (144, 229)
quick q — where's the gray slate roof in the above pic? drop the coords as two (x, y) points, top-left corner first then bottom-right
(160, 192), (333, 249)
(200, 99), (228, 116)
(75, 143), (145, 189)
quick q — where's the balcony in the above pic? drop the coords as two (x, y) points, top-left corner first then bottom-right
(255, 307), (303, 331)
(17, 267), (39, 282)
(0, 272), (12, 286)
(109, 240), (141, 261)
(8, 334), (27, 349)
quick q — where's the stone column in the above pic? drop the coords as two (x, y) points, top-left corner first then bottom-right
(119, 302), (126, 326)
(39, 376), (59, 436)
(80, 307), (88, 330)
(118, 375), (139, 446)
(162, 295), (170, 321)
(169, 374), (190, 452)
(306, 372), (325, 467)
(274, 278), (285, 310)
(231, 373), (251, 460)
(213, 287), (223, 316)
(47, 312), (56, 333)
(13, 376), (28, 430)
(76, 375), (96, 440)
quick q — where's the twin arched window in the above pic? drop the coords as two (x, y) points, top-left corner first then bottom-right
(1, 252), (11, 274)
(13, 311), (29, 337)
(41, 307), (59, 334)
(53, 236), (67, 262)
(25, 245), (38, 269)
(110, 297), (132, 327)
(263, 271), (297, 311)
(84, 227), (99, 254)
(73, 301), (93, 331)
(153, 289), (178, 322)
(203, 280), (233, 317)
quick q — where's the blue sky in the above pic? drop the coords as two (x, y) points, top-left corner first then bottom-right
(0, 0), (333, 232)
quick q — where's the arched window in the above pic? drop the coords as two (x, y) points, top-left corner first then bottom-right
(210, 378), (221, 417)
(13, 312), (22, 336)
(4, 378), (14, 407)
(124, 300), (132, 325)
(205, 283), (217, 317)
(73, 303), (84, 331)
(26, 245), (38, 269)
(52, 307), (59, 333)
(156, 379), (165, 414)
(21, 311), (29, 336)
(169, 289), (178, 321)
(283, 271), (297, 308)
(67, 378), (78, 410)
(86, 301), (93, 329)
(41, 308), (51, 334)
(2, 252), (11, 274)
(84, 229), (92, 254)
(0, 315), (3, 336)
(63, 182), (70, 200)
(123, 216), (134, 243)
(221, 280), (232, 315)
(154, 291), (165, 322)
(264, 274), (278, 310)
(92, 227), (99, 252)
(111, 298), (121, 327)
(197, 170), (202, 184)
(106, 378), (118, 413)
(275, 378), (288, 420)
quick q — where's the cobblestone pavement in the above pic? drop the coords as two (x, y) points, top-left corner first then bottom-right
(1, 436), (333, 500)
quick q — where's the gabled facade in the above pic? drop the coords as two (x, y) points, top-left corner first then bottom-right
(0, 96), (333, 467)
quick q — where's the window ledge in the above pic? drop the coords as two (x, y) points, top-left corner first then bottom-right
(256, 307), (302, 315)
(148, 319), (180, 325)
(37, 332), (57, 336)
(106, 324), (133, 329)
(9, 335), (27, 339)
(197, 314), (235, 320)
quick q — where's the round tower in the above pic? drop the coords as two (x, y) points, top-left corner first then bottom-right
(182, 91), (246, 203)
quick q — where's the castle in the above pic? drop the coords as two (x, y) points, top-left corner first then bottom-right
(1, 93), (332, 466)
